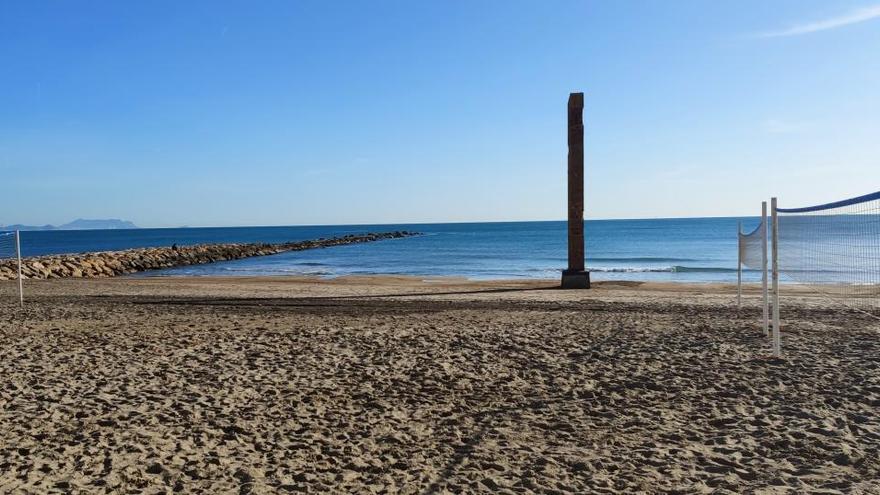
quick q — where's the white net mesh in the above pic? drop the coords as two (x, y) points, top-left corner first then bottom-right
(777, 191), (880, 317)
(739, 220), (766, 271)
(0, 232), (16, 261)
(0, 232), (19, 285)
(738, 211), (770, 337)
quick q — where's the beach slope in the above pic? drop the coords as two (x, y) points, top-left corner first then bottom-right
(1, 277), (878, 493)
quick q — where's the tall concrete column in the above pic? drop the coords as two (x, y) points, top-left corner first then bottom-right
(561, 92), (590, 289)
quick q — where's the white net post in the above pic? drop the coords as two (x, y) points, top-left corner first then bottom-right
(771, 197), (781, 357)
(737, 221), (742, 307)
(761, 201), (769, 337)
(738, 204), (769, 337)
(16, 230), (23, 307)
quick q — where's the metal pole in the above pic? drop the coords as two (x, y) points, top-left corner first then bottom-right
(761, 201), (769, 337)
(771, 198), (780, 357)
(15, 230), (23, 308)
(737, 221), (742, 307)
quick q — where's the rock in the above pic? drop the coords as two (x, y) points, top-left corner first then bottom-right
(7, 232), (419, 280)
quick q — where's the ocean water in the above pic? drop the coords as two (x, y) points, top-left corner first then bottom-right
(13, 218), (764, 283)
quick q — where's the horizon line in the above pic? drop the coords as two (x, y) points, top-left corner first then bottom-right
(4, 214), (768, 232)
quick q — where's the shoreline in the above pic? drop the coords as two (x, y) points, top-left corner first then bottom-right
(2, 274), (860, 310)
(5, 272), (849, 289)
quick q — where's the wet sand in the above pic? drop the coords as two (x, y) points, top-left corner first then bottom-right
(1, 276), (879, 493)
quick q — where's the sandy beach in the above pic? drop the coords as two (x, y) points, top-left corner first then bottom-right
(1, 276), (879, 493)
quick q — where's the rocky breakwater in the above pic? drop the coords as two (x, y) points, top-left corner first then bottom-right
(0, 231), (418, 280)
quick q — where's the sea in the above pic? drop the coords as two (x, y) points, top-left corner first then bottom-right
(11, 218), (765, 283)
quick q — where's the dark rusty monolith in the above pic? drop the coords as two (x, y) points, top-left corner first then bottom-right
(561, 92), (590, 289)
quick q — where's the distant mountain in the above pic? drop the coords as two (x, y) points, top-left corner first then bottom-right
(59, 219), (138, 230)
(1, 219), (139, 231)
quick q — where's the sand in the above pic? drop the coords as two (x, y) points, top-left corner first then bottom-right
(1, 276), (879, 494)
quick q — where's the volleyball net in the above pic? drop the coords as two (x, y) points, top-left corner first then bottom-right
(775, 191), (880, 318)
(737, 202), (769, 337)
(0, 231), (24, 307)
(737, 191), (879, 356)
(739, 223), (766, 271)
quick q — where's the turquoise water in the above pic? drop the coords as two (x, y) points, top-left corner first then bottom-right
(13, 218), (762, 282)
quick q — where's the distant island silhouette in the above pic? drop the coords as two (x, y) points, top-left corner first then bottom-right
(1, 219), (139, 231)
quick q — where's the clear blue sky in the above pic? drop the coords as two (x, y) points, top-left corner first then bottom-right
(2, 1), (879, 227)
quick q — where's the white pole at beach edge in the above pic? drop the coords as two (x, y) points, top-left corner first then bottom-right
(761, 201), (769, 338)
(737, 221), (742, 308)
(771, 198), (780, 357)
(15, 230), (23, 308)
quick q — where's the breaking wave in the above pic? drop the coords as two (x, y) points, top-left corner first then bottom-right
(588, 265), (739, 273)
